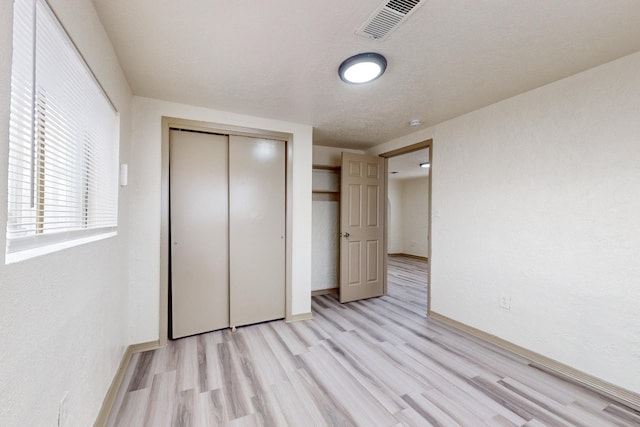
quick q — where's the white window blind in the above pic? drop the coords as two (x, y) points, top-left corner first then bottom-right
(6, 0), (119, 262)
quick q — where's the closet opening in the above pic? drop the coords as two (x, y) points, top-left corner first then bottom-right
(159, 117), (294, 345)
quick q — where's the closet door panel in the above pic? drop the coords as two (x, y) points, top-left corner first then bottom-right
(229, 136), (286, 327)
(170, 130), (229, 338)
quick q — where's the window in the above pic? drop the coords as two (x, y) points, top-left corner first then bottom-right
(6, 0), (119, 263)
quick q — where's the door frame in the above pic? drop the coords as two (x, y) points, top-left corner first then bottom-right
(379, 139), (433, 315)
(159, 116), (294, 345)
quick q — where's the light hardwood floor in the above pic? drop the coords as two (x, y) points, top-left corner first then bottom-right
(106, 257), (640, 426)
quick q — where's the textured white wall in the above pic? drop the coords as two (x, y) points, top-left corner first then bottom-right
(370, 52), (640, 393)
(387, 179), (404, 253)
(401, 177), (430, 258)
(129, 97), (313, 343)
(388, 177), (430, 257)
(312, 145), (364, 167)
(0, 1), (133, 426)
(311, 199), (339, 291)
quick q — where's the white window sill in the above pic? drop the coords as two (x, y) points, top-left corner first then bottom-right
(5, 230), (117, 264)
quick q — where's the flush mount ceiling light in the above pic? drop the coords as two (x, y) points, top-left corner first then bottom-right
(338, 52), (387, 84)
(419, 162), (430, 168)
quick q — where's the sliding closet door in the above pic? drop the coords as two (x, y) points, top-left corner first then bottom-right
(229, 136), (286, 327)
(170, 130), (229, 338)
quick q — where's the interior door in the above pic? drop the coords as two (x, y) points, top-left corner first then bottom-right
(170, 130), (229, 338)
(339, 152), (385, 302)
(229, 135), (286, 327)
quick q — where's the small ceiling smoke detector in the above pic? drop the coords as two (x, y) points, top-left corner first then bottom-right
(409, 119), (421, 127)
(338, 52), (387, 84)
(419, 162), (430, 168)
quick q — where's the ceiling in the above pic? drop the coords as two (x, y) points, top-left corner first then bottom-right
(388, 149), (429, 180)
(92, 0), (640, 150)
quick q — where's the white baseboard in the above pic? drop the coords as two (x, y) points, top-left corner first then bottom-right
(311, 288), (338, 296)
(388, 253), (428, 261)
(286, 312), (313, 322)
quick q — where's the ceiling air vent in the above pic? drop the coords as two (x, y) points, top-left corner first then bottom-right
(356, 0), (424, 40)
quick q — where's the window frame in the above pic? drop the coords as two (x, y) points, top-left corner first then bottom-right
(5, 0), (120, 263)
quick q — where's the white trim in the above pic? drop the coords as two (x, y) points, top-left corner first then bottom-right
(286, 312), (313, 322)
(5, 230), (117, 264)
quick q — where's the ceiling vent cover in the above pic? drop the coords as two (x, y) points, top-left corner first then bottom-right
(356, 0), (423, 40)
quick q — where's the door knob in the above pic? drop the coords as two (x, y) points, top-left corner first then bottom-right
(340, 232), (350, 238)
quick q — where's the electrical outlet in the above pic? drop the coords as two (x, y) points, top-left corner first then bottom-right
(58, 392), (69, 427)
(499, 295), (511, 310)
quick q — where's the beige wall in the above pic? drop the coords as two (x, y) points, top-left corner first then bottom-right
(402, 177), (430, 258)
(388, 177), (430, 257)
(387, 179), (404, 254)
(369, 52), (640, 393)
(0, 1), (133, 425)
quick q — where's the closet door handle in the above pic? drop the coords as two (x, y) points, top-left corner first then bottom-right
(340, 232), (350, 238)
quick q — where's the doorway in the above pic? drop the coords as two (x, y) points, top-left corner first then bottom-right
(380, 140), (432, 314)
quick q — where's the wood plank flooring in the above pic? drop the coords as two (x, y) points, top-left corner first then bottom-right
(106, 257), (640, 426)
